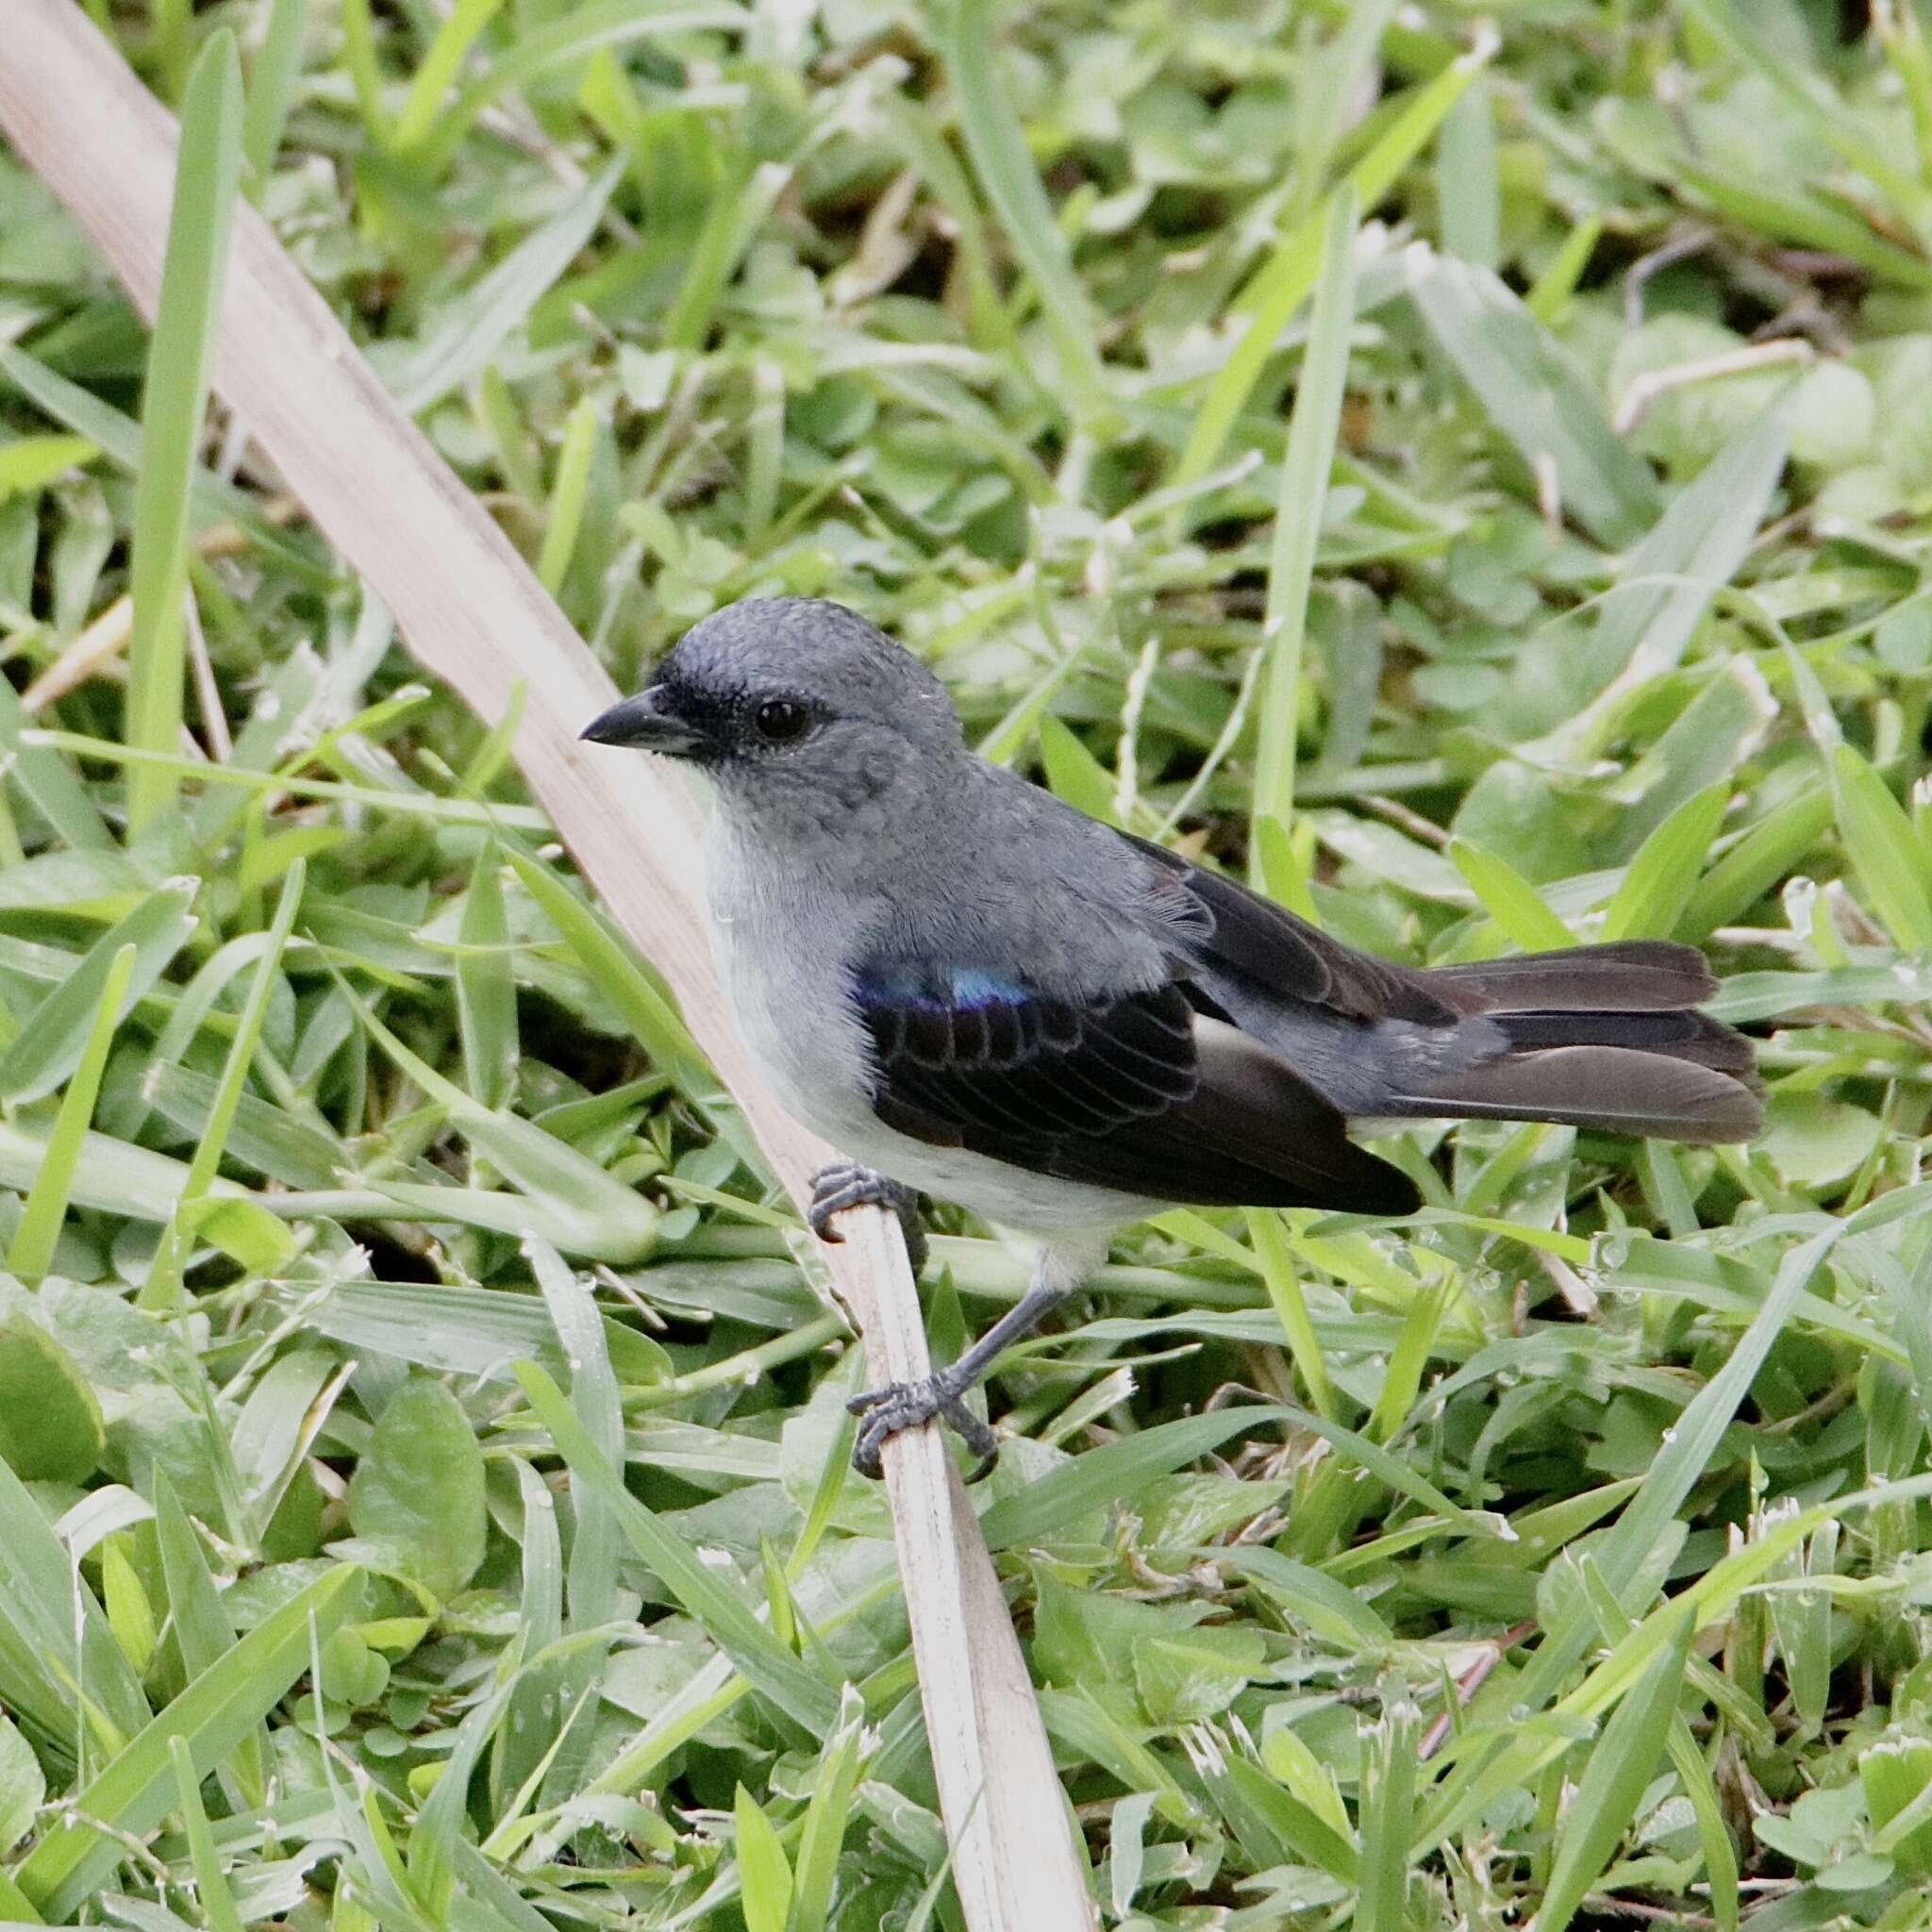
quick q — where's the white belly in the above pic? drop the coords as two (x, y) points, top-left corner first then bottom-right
(706, 859), (1150, 1236)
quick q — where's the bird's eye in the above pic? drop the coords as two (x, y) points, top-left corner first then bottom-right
(752, 697), (810, 743)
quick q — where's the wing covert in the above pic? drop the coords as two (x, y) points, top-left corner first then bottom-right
(851, 959), (1418, 1213)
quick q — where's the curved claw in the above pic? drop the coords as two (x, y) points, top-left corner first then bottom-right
(848, 1373), (997, 1480)
(808, 1162), (928, 1274)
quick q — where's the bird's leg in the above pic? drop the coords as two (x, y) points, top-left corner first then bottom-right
(808, 1160), (927, 1275)
(848, 1235), (1104, 1482)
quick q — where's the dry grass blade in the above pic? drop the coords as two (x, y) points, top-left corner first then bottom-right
(0, 8), (1091, 1927)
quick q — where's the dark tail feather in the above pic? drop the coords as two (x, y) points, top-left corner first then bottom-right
(1422, 939), (1717, 1013)
(1389, 941), (1762, 1143)
(1491, 1006), (1757, 1074)
(1389, 1044), (1762, 1142)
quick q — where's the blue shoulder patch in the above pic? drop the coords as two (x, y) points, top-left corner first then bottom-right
(855, 961), (1025, 1009)
(948, 969), (1024, 1008)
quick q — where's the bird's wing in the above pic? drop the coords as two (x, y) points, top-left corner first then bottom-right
(1128, 833), (1461, 1025)
(852, 959), (1419, 1213)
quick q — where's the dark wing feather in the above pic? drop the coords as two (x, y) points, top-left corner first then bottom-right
(854, 960), (1419, 1214)
(1128, 834), (1458, 1025)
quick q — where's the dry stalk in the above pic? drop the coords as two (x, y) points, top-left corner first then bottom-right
(0, 8), (1091, 1926)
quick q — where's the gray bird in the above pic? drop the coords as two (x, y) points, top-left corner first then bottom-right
(582, 598), (1761, 1477)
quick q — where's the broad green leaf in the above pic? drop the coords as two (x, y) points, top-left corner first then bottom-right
(343, 1377), (487, 1602)
(0, 1710), (44, 1858)
(0, 1315), (104, 1483)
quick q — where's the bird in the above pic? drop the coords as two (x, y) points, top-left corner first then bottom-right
(581, 597), (1762, 1479)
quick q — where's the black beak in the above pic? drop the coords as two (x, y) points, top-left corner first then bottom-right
(579, 687), (709, 757)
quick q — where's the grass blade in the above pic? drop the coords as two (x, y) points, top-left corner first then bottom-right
(1173, 42), (1489, 492)
(1525, 408), (1789, 769)
(1477, 1228), (1840, 1743)
(390, 161), (623, 414)
(944, 0), (1107, 418)
(786, 1686), (866, 1932)
(1436, 75), (1499, 269)
(456, 839), (517, 1110)
(242, 0), (310, 181)
(515, 1362), (839, 1733)
(12, 1564), (360, 1920)
(142, 861), (306, 1309)
(1598, 781), (1728, 941)
(1449, 839), (1576, 951)
(0, 680), (112, 851)
(1252, 183), (1357, 872)
(392, 0), (506, 156)
(125, 29), (243, 836)
(1247, 1208), (1336, 1420)
(735, 1785), (793, 1932)
(1533, 1609), (1695, 1932)
(1356, 1701), (1418, 1932)
(168, 1734), (246, 1932)
(0, 880), (196, 1105)
(1409, 249), (1659, 547)
(7, 941), (135, 1280)
(1829, 741), (1932, 952)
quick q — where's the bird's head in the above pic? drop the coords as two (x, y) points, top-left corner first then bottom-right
(580, 598), (964, 836)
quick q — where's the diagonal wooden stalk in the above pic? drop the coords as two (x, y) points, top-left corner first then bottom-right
(0, 8), (1092, 1926)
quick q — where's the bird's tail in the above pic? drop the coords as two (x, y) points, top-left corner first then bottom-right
(1383, 940), (1761, 1143)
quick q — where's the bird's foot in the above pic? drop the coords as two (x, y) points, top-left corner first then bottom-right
(848, 1367), (998, 1482)
(808, 1161), (927, 1274)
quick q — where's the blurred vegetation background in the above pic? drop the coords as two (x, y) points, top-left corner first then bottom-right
(2, 0), (1932, 1927)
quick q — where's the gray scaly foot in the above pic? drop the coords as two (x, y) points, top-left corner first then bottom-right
(848, 1367), (999, 1483)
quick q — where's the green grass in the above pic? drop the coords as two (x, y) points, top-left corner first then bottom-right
(2, 2), (1932, 1927)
